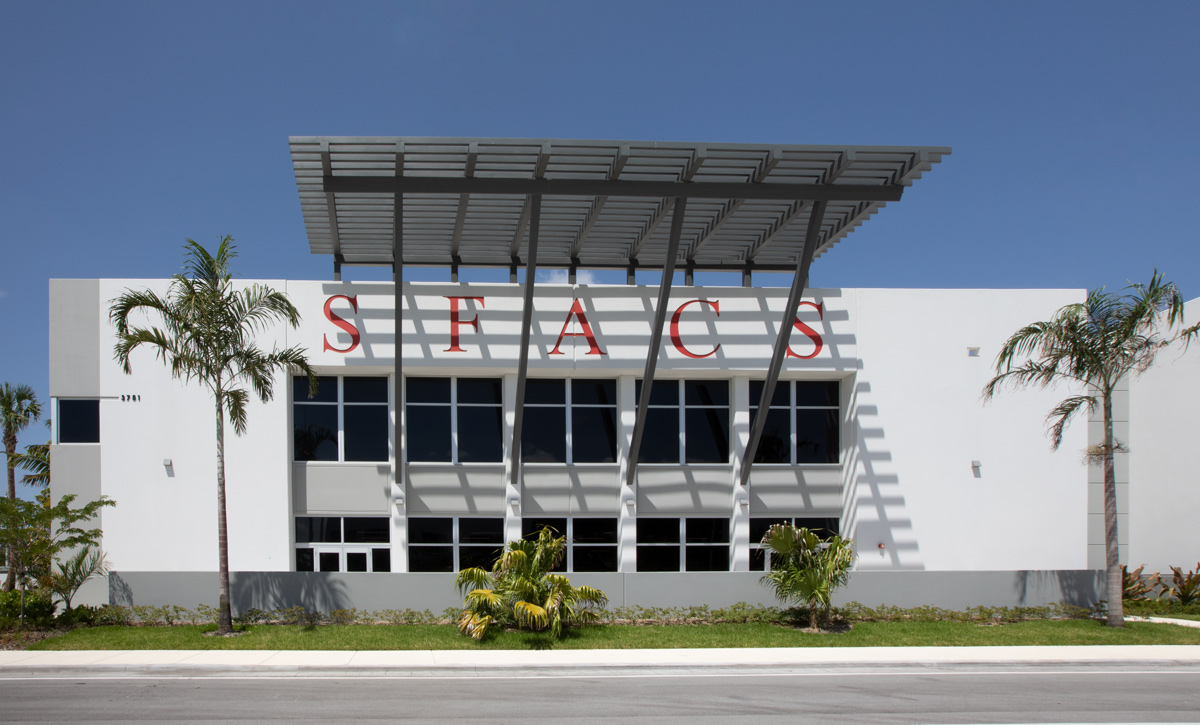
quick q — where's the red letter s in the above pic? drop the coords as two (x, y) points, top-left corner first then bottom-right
(786, 301), (824, 359)
(323, 295), (360, 353)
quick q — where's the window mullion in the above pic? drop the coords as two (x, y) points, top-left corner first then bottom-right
(450, 378), (459, 464)
(565, 380), (573, 465)
(790, 381), (797, 465)
(337, 377), (345, 462)
(679, 518), (686, 572)
(677, 381), (685, 464)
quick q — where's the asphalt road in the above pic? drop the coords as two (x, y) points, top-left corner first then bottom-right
(2, 665), (1199, 724)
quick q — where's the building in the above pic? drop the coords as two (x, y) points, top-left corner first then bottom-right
(49, 137), (1185, 613)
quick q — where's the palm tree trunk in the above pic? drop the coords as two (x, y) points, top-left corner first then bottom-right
(1103, 390), (1123, 627)
(215, 400), (233, 634)
(4, 433), (16, 592)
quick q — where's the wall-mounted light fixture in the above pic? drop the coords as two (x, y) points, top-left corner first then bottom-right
(736, 497), (749, 511)
(393, 497), (404, 511)
(508, 497), (520, 510)
(967, 347), (980, 357)
(971, 460), (982, 478)
(623, 498), (635, 512)
(163, 459), (173, 468)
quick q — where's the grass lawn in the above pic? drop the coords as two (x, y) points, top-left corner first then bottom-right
(27, 619), (1200, 651)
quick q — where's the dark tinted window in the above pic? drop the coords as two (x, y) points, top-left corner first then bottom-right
(406, 406), (451, 462)
(344, 517), (389, 544)
(686, 518), (730, 544)
(346, 552), (368, 572)
(796, 409), (839, 464)
(749, 380), (789, 408)
(685, 380), (728, 407)
(523, 518), (567, 539)
(344, 406), (388, 462)
(751, 408), (790, 464)
(686, 545), (729, 571)
(574, 546), (618, 572)
(296, 517), (341, 543)
(637, 546), (680, 572)
(296, 548), (314, 572)
(459, 545), (503, 571)
(318, 552), (339, 572)
(408, 518), (452, 544)
(572, 379), (615, 406)
(459, 518), (504, 544)
(685, 408), (728, 463)
(294, 405), (337, 461)
(636, 380), (678, 406)
(458, 405), (503, 462)
(58, 399), (99, 443)
(749, 518), (791, 543)
(522, 407), (566, 462)
(524, 379), (565, 405)
(295, 376), (337, 403)
(406, 378), (450, 404)
(372, 548), (391, 573)
(637, 519), (680, 544)
(796, 381), (839, 407)
(572, 407), (617, 463)
(409, 546), (453, 572)
(638, 408), (679, 463)
(344, 376), (388, 403)
(458, 378), (503, 405)
(573, 518), (618, 543)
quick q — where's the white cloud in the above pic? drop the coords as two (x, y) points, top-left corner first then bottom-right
(535, 269), (597, 285)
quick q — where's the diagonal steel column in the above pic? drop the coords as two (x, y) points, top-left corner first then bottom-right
(624, 197), (688, 488)
(508, 194), (542, 491)
(739, 199), (827, 489)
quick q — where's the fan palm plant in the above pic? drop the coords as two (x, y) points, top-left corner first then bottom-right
(759, 524), (855, 631)
(454, 527), (608, 641)
(45, 545), (109, 612)
(110, 237), (316, 634)
(983, 272), (1198, 627)
(1, 382), (43, 591)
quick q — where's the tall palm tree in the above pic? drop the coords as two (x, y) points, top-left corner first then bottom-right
(1, 382), (42, 591)
(984, 272), (1198, 627)
(110, 236), (316, 634)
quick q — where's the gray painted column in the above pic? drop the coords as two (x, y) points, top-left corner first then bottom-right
(504, 194), (542, 541)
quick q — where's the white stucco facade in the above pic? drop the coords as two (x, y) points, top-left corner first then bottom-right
(50, 279), (1138, 610)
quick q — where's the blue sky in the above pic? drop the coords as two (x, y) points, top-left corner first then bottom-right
(2, 1), (1198, 485)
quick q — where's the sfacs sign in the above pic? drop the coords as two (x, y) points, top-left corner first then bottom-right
(316, 287), (833, 363)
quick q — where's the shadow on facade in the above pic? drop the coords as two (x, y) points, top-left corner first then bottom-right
(232, 572), (350, 612)
(1013, 569), (1103, 607)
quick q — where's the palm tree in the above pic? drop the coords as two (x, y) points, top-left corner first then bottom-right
(454, 527), (608, 641)
(1, 382), (43, 591)
(759, 524), (856, 631)
(110, 236), (316, 634)
(983, 272), (1199, 627)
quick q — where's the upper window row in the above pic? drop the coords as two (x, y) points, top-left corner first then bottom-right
(294, 377), (840, 466)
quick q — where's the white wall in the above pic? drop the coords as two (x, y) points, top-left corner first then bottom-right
(1127, 297), (1200, 573)
(850, 289), (1088, 572)
(81, 280), (1091, 574)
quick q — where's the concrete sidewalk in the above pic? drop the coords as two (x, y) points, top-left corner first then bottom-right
(2, 644), (1200, 678)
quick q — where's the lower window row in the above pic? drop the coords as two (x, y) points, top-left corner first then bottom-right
(294, 516), (840, 573)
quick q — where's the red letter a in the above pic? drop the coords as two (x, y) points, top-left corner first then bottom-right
(549, 299), (606, 355)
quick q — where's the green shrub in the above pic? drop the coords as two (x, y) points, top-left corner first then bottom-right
(327, 608), (360, 625)
(234, 608), (268, 625)
(0, 589), (57, 628)
(376, 608), (438, 625)
(274, 606), (325, 626)
(93, 605), (134, 626)
(1123, 599), (1200, 617)
(1167, 564), (1200, 606)
(56, 604), (101, 628)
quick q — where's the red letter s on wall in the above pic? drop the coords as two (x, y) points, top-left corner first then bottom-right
(323, 295), (360, 353)
(786, 301), (824, 359)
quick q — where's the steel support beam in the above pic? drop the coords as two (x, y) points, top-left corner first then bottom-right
(507, 195), (542, 491)
(624, 197), (688, 488)
(393, 190), (404, 494)
(739, 199), (827, 489)
(323, 175), (904, 203)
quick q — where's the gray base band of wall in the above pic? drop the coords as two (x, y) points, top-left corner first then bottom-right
(104, 569), (1103, 614)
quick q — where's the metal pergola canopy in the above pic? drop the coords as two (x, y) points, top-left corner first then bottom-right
(290, 136), (949, 272)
